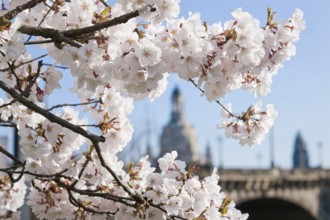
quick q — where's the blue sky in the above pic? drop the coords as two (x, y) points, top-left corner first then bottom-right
(130, 1), (330, 169)
(1, 1), (329, 169)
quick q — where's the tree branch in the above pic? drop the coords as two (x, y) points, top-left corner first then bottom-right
(0, 54), (47, 72)
(61, 9), (140, 38)
(0, 79), (105, 143)
(0, 0), (46, 26)
(21, 60), (42, 98)
(0, 145), (23, 165)
(67, 189), (117, 215)
(0, 123), (16, 127)
(189, 78), (239, 119)
(92, 140), (144, 203)
(47, 99), (101, 111)
(17, 6), (154, 48)
(17, 25), (82, 48)
(0, 167), (69, 179)
(0, 100), (16, 108)
(24, 39), (53, 45)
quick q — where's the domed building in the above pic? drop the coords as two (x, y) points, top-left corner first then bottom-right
(159, 87), (199, 165)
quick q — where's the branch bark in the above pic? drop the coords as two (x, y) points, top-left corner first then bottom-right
(0, 145), (23, 165)
(0, 79), (105, 143)
(17, 7), (147, 48)
(61, 9), (140, 38)
(0, 0), (46, 26)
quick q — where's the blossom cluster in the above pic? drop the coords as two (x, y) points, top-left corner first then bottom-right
(0, 0), (304, 219)
(0, 175), (26, 220)
(219, 102), (278, 146)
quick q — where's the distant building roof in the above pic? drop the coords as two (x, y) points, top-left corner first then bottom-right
(159, 87), (199, 164)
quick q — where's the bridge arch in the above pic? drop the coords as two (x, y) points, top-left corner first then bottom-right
(236, 197), (317, 220)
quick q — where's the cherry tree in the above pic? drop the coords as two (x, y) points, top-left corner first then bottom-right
(0, 0), (304, 219)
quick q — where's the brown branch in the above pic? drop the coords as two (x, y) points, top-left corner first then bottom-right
(188, 78), (239, 119)
(17, 6), (154, 48)
(0, 145), (23, 165)
(0, 100), (16, 108)
(0, 54), (47, 72)
(18, 25), (82, 48)
(0, 167), (69, 179)
(77, 124), (100, 128)
(0, 123), (16, 127)
(0, 51), (23, 92)
(21, 60), (43, 97)
(67, 189), (116, 215)
(70, 188), (135, 203)
(61, 8), (141, 38)
(0, 79), (105, 143)
(68, 146), (94, 189)
(0, 0), (46, 26)
(47, 99), (101, 111)
(24, 39), (53, 45)
(99, 0), (110, 8)
(91, 140), (144, 203)
(149, 203), (186, 220)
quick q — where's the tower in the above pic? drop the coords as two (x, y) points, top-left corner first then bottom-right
(293, 132), (310, 169)
(159, 87), (199, 164)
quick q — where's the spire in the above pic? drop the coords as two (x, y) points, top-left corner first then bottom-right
(293, 131), (309, 169)
(171, 87), (183, 120)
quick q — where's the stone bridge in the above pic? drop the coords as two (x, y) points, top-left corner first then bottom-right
(200, 168), (330, 220)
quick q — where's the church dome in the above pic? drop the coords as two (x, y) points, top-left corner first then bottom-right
(159, 87), (199, 164)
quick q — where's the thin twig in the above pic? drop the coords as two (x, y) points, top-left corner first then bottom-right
(24, 39), (53, 45)
(47, 99), (101, 111)
(0, 167), (69, 179)
(0, 54), (47, 72)
(99, 0), (110, 7)
(0, 79), (105, 143)
(42, 63), (68, 69)
(22, 60), (43, 97)
(0, 145), (23, 165)
(149, 203), (186, 220)
(0, 123), (16, 127)
(67, 189), (117, 215)
(0, 100), (16, 108)
(91, 140), (144, 203)
(25, 0), (58, 42)
(188, 78), (239, 118)
(76, 124), (100, 128)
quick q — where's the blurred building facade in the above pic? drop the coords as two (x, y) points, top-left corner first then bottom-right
(159, 87), (199, 164)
